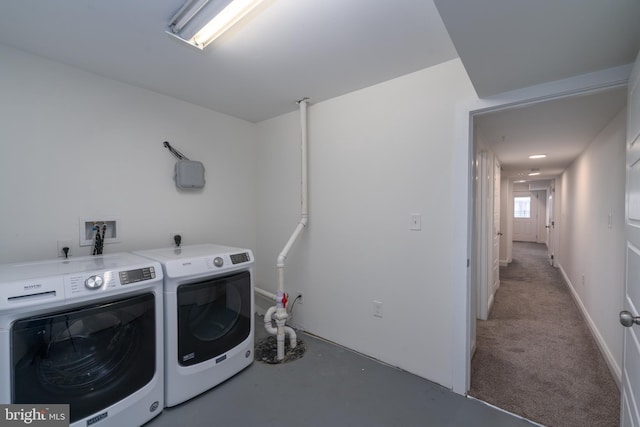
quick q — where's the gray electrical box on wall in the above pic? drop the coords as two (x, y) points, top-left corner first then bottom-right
(175, 160), (205, 189)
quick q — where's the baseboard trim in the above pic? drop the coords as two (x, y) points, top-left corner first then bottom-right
(557, 263), (621, 388)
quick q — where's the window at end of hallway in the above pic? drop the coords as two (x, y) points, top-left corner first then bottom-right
(514, 196), (531, 218)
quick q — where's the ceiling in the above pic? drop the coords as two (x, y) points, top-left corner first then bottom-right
(434, 0), (640, 97)
(0, 0), (458, 123)
(1, 1), (639, 179)
(434, 0), (640, 183)
(475, 86), (628, 181)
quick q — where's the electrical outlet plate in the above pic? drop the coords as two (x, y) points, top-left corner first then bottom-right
(373, 300), (383, 318)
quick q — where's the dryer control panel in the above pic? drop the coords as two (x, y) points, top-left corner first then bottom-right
(134, 244), (254, 279)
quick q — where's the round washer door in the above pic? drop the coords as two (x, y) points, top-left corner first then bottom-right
(11, 293), (157, 423)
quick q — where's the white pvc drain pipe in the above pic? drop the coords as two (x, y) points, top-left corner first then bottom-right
(258, 98), (309, 360)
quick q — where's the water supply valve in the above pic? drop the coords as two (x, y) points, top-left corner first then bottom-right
(276, 290), (288, 309)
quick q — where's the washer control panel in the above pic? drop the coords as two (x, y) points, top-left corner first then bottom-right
(67, 271), (117, 296)
(119, 267), (156, 285)
(66, 266), (158, 298)
(0, 254), (163, 311)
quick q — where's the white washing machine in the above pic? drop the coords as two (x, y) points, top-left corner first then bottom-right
(0, 253), (164, 427)
(134, 244), (254, 407)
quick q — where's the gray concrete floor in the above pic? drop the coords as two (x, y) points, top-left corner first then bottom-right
(145, 318), (536, 427)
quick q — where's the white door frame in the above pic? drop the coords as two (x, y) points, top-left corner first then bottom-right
(451, 64), (631, 395)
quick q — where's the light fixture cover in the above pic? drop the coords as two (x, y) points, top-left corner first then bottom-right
(167, 0), (265, 50)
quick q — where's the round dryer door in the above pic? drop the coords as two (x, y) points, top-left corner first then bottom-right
(176, 270), (251, 366)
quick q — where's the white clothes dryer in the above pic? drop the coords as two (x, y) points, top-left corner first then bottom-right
(0, 253), (164, 427)
(134, 244), (254, 407)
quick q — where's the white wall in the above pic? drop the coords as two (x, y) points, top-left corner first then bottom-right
(0, 44), (258, 262)
(557, 107), (626, 380)
(1, 44), (479, 389)
(256, 59), (477, 388)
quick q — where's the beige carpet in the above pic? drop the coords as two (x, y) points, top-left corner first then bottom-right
(469, 242), (620, 427)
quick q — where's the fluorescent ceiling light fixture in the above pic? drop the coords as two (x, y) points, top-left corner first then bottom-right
(167, 0), (265, 50)
(528, 172), (541, 176)
(528, 154), (547, 159)
(514, 180), (527, 183)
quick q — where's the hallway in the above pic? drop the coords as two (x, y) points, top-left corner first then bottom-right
(469, 242), (620, 426)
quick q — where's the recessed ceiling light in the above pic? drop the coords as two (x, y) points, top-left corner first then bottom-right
(529, 154), (547, 159)
(528, 172), (541, 176)
(514, 180), (527, 183)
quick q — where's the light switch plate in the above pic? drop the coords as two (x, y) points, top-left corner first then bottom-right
(410, 213), (422, 231)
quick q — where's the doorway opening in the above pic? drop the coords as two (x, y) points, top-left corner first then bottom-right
(451, 66), (630, 397)
(462, 79), (627, 424)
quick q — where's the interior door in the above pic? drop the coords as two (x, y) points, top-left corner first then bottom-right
(546, 186), (554, 265)
(492, 160), (501, 297)
(513, 191), (538, 242)
(621, 49), (640, 427)
(476, 151), (489, 320)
